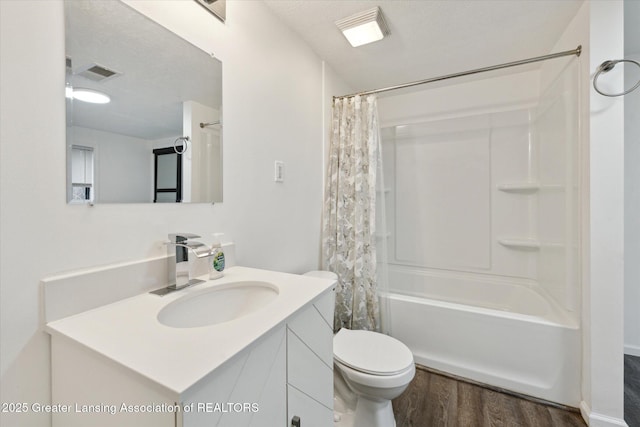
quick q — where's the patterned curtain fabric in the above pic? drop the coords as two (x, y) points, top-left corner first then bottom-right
(323, 95), (381, 332)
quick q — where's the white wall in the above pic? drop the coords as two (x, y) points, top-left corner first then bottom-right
(542, 3), (628, 424)
(584, 0), (627, 425)
(624, 0), (640, 357)
(0, 1), (339, 425)
(70, 126), (153, 203)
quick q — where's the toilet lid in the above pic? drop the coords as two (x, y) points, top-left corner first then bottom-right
(333, 329), (414, 376)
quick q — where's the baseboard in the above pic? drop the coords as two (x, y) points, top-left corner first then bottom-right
(580, 401), (629, 427)
(624, 344), (640, 357)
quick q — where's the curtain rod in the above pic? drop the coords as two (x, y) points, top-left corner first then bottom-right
(334, 45), (582, 99)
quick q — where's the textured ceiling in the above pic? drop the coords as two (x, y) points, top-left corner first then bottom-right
(65, 0), (222, 140)
(263, 0), (585, 95)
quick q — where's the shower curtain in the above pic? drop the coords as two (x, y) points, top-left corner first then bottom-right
(322, 95), (387, 332)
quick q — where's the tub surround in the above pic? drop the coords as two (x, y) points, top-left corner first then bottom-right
(376, 47), (582, 409)
(380, 83), (580, 315)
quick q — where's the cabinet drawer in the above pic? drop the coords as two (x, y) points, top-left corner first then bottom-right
(287, 330), (333, 408)
(287, 299), (333, 366)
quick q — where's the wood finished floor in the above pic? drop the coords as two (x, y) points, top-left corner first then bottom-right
(392, 366), (586, 427)
(626, 355), (640, 427)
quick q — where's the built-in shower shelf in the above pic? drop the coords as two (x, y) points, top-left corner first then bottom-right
(376, 188), (392, 194)
(375, 233), (391, 239)
(497, 182), (540, 193)
(498, 238), (540, 250)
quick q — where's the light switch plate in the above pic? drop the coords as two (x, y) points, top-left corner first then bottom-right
(275, 161), (285, 182)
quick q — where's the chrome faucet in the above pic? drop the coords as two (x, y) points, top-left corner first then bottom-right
(151, 233), (212, 295)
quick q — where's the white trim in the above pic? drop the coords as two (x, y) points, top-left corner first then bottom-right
(624, 344), (640, 357)
(581, 401), (590, 425)
(580, 401), (630, 427)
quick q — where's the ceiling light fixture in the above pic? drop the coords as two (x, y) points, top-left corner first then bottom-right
(72, 88), (111, 104)
(335, 7), (390, 48)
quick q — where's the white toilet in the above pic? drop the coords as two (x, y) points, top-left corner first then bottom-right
(303, 271), (415, 427)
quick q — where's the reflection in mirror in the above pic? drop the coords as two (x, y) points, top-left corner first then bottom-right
(65, 0), (223, 204)
(194, 0), (226, 23)
(70, 145), (94, 203)
(153, 147), (182, 203)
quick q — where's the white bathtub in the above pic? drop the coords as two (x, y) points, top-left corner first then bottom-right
(382, 276), (581, 407)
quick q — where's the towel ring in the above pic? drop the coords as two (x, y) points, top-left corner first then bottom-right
(593, 59), (640, 97)
(174, 136), (189, 154)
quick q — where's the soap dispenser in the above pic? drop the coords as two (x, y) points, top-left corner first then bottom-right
(208, 233), (225, 280)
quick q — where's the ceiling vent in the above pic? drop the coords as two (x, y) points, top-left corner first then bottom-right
(75, 63), (121, 82)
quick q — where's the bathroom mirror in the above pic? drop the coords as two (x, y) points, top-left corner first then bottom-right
(65, 0), (223, 204)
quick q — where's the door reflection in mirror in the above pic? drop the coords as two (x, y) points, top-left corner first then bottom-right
(154, 147), (183, 203)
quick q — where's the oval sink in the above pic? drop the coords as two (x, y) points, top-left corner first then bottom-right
(158, 281), (279, 328)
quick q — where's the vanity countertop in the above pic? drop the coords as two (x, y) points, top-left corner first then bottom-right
(45, 266), (334, 395)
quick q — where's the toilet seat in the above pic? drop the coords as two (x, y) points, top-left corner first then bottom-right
(334, 329), (414, 376)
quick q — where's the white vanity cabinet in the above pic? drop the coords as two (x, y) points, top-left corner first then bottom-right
(47, 268), (335, 427)
(181, 286), (336, 427)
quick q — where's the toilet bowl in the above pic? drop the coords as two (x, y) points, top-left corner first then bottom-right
(333, 328), (415, 427)
(302, 271), (415, 427)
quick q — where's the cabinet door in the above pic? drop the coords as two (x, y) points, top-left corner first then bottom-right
(181, 326), (286, 427)
(286, 289), (335, 427)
